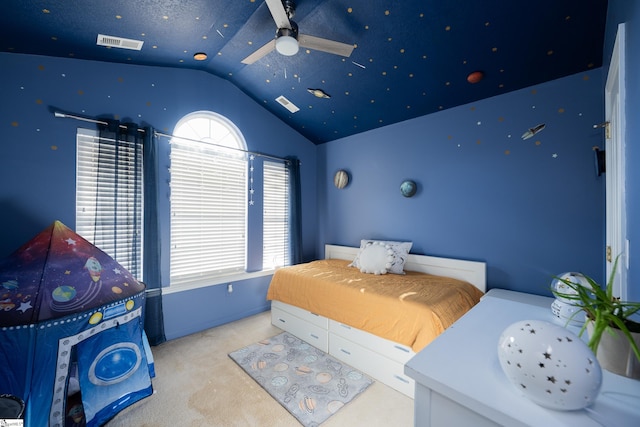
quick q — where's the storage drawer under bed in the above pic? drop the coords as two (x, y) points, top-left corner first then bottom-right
(329, 333), (415, 398)
(271, 300), (328, 328)
(271, 303), (329, 352)
(329, 319), (415, 364)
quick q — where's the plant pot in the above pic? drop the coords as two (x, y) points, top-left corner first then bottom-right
(587, 321), (640, 379)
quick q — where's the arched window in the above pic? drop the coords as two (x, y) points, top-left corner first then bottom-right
(169, 111), (248, 286)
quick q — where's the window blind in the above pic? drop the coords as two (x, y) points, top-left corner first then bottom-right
(75, 129), (143, 278)
(263, 161), (290, 269)
(170, 140), (247, 285)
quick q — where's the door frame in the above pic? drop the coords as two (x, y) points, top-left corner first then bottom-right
(604, 23), (627, 300)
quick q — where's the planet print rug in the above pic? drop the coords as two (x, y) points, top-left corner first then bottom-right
(229, 332), (374, 426)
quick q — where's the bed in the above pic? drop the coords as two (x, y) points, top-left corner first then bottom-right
(267, 244), (486, 398)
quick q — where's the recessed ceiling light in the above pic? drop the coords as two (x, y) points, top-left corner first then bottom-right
(193, 52), (207, 61)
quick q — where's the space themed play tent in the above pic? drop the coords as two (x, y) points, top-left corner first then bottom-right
(0, 221), (154, 426)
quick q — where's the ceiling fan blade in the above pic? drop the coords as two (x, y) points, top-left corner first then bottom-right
(298, 34), (354, 57)
(241, 39), (276, 64)
(265, 0), (291, 30)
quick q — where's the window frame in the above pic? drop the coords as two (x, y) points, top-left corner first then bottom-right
(169, 111), (250, 288)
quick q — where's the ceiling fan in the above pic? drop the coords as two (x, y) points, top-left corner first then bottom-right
(241, 0), (354, 64)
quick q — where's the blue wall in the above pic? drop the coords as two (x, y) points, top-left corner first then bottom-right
(0, 52), (317, 340)
(318, 70), (605, 297)
(605, 1), (640, 303)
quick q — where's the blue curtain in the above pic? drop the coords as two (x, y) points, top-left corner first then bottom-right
(96, 121), (165, 345)
(142, 127), (166, 345)
(96, 120), (142, 275)
(286, 157), (302, 265)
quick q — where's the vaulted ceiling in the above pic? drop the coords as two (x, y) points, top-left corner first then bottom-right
(0, 0), (608, 144)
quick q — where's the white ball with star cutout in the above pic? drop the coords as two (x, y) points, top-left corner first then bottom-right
(497, 319), (602, 410)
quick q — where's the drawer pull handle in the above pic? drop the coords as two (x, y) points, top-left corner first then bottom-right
(340, 348), (351, 355)
(278, 318), (286, 323)
(340, 324), (351, 330)
(310, 333), (319, 339)
(393, 345), (410, 353)
(394, 375), (410, 384)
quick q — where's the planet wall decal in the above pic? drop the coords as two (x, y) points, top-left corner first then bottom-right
(400, 180), (417, 197)
(334, 170), (349, 189)
(467, 71), (484, 84)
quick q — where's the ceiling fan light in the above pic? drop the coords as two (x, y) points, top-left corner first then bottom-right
(276, 35), (299, 56)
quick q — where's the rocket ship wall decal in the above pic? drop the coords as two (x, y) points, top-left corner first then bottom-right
(521, 123), (546, 140)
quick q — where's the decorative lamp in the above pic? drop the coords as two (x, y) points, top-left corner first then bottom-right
(498, 320), (602, 410)
(550, 272), (589, 326)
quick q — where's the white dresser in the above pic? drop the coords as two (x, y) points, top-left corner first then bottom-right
(404, 289), (640, 427)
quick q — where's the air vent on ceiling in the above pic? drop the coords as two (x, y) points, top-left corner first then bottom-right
(275, 95), (299, 113)
(97, 34), (144, 51)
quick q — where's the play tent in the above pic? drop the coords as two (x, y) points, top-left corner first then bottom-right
(0, 221), (154, 426)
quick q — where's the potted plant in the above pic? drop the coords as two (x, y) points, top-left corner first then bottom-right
(552, 256), (640, 379)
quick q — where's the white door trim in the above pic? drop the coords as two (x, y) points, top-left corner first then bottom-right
(604, 23), (627, 300)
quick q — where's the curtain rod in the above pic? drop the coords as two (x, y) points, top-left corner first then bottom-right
(54, 111), (291, 164)
(54, 111), (145, 132)
(153, 131), (290, 163)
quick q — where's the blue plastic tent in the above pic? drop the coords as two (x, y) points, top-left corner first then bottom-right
(0, 221), (154, 426)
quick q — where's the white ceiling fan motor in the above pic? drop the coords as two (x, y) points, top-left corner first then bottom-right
(275, 21), (299, 56)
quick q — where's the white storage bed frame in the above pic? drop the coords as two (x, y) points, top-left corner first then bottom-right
(270, 244), (487, 398)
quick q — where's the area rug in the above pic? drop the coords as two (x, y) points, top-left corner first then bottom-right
(229, 332), (374, 426)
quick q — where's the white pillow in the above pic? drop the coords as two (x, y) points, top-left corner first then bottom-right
(357, 242), (394, 275)
(349, 239), (413, 274)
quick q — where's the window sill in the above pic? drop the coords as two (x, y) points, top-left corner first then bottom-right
(162, 269), (276, 295)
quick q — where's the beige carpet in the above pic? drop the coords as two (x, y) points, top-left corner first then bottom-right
(106, 311), (413, 427)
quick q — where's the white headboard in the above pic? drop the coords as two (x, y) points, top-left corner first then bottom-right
(325, 244), (486, 293)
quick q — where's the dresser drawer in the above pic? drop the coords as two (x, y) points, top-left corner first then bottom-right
(329, 334), (414, 398)
(271, 300), (328, 329)
(271, 305), (328, 352)
(329, 319), (414, 364)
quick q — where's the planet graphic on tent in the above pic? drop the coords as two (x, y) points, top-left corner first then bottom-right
(2, 279), (19, 291)
(52, 285), (77, 302)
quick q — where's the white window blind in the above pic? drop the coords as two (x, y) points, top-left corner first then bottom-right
(170, 112), (247, 286)
(263, 161), (290, 269)
(75, 129), (143, 279)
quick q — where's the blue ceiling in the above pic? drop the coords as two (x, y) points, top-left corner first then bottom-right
(0, 0), (608, 144)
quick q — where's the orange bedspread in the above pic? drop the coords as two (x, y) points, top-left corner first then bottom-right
(267, 259), (484, 352)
